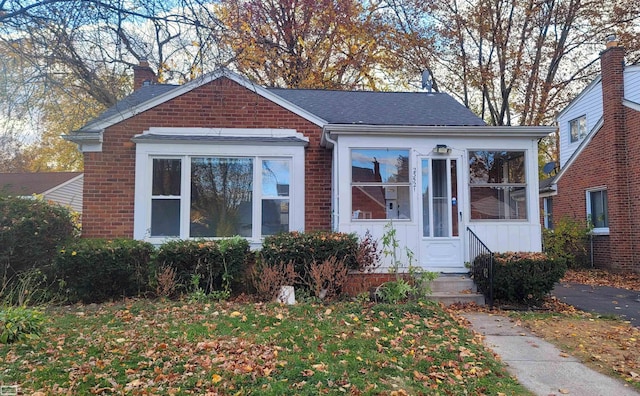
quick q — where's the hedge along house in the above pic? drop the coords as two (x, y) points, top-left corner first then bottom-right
(66, 64), (553, 281)
(540, 39), (640, 272)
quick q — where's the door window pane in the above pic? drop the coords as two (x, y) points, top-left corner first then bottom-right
(432, 159), (449, 237)
(421, 159), (430, 237)
(190, 157), (253, 237)
(451, 159), (459, 237)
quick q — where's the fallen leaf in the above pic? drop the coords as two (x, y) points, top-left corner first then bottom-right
(212, 373), (222, 383)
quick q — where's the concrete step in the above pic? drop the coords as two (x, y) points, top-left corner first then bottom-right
(427, 292), (486, 306)
(430, 274), (477, 293)
(426, 274), (485, 306)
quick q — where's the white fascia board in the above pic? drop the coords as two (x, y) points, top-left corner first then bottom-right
(40, 173), (83, 196)
(553, 116), (604, 184)
(144, 127), (307, 139)
(322, 125), (555, 145)
(556, 75), (602, 120)
(63, 131), (103, 152)
(81, 69), (328, 132)
(623, 99), (640, 111)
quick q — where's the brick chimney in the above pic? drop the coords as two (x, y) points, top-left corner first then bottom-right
(133, 59), (156, 90)
(600, 36), (625, 131)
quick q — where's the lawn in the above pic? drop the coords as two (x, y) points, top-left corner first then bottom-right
(0, 299), (530, 395)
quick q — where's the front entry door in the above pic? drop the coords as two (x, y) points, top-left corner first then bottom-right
(419, 156), (464, 272)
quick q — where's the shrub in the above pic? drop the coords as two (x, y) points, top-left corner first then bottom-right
(542, 217), (591, 269)
(155, 237), (250, 295)
(473, 252), (567, 305)
(0, 195), (77, 279)
(53, 239), (155, 303)
(0, 306), (44, 344)
(252, 260), (298, 301)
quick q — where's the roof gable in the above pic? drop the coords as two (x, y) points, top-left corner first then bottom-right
(74, 68), (485, 135)
(76, 69), (327, 133)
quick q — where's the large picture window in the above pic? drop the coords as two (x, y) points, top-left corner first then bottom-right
(148, 156), (292, 239)
(469, 151), (527, 220)
(351, 149), (410, 220)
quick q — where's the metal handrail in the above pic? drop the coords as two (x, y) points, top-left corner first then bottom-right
(467, 227), (494, 308)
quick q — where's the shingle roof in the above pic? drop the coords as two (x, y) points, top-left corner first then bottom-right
(0, 172), (82, 196)
(80, 84), (178, 131)
(267, 88), (486, 126)
(76, 70), (485, 133)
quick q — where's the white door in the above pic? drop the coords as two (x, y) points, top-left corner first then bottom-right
(419, 156), (465, 272)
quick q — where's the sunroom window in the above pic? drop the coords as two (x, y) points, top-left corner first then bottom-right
(469, 151), (527, 220)
(351, 149), (410, 220)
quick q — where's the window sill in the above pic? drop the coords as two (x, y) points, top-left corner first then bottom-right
(590, 228), (609, 236)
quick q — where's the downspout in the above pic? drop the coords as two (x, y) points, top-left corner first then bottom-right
(324, 131), (339, 231)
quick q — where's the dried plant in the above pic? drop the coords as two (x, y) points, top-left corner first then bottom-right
(156, 266), (178, 298)
(253, 261), (297, 302)
(307, 256), (349, 300)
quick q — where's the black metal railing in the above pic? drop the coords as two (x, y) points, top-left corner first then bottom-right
(467, 227), (494, 308)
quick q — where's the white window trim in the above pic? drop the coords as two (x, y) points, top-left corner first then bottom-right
(569, 115), (587, 143)
(585, 186), (609, 235)
(134, 133), (305, 246)
(467, 150), (529, 222)
(543, 196), (553, 229)
(349, 148), (412, 222)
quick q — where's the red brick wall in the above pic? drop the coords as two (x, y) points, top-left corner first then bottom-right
(82, 77), (331, 238)
(552, 45), (639, 272)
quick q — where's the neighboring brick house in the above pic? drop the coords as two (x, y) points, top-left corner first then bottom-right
(541, 39), (640, 272)
(0, 172), (84, 213)
(66, 65), (552, 275)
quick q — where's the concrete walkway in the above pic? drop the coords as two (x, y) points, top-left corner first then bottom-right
(463, 312), (640, 396)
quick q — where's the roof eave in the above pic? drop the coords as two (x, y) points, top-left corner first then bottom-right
(322, 125), (555, 142)
(63, 131), (104, 152)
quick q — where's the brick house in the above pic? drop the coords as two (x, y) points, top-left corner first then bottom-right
(66, 65), (553, 275)
(540, 39), (640, 272)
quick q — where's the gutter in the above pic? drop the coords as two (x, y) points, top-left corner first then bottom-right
(322, 130), (339, 231)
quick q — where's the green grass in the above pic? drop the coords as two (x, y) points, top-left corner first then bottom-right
(0, 300), (530, 395)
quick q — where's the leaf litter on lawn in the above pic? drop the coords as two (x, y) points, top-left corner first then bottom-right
(0, 298), (531, 395)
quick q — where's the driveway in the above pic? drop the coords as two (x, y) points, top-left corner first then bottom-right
(553, 282), (640, 327)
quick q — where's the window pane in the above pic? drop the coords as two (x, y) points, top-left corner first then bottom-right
(262, 160), (290, 197)
(351, 149), (409, 183)
(151, 199), (180, 237)
(590, 190), (608, 228)
(352, 185), (410, 220)
(190, 157), (253, 237)
(469, 151), (525, 184)
(432, 159), (449, 237)
(421, 159), (430, 237)
(262, 199), (289, 235)
(153, 158), (181, 196)
(470, 186), (527, 220)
